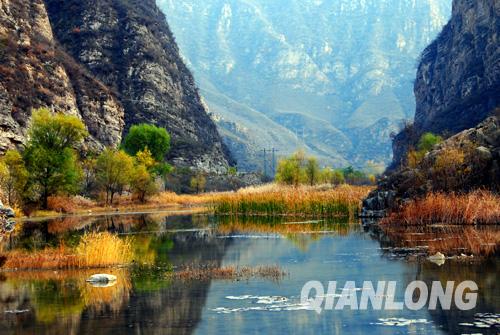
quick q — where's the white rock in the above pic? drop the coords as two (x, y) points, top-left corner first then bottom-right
(428, 252), (446, 266)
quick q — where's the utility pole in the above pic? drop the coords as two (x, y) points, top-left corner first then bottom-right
(262, 149), (267, 177)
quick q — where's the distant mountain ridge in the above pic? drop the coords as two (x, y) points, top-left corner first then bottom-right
(159, 0), (452, 171)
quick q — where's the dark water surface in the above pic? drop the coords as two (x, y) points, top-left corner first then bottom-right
(0, 212), (498, 334)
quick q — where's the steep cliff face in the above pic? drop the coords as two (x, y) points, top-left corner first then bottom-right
(44, 0), (232, 172)
(393, 0), (499, 166)
(365, 0), (500, 215)
(0, 0), (124, 153)
(160, 0), (451, 170)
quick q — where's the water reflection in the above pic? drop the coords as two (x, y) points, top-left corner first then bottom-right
(0, 212), (497, 334)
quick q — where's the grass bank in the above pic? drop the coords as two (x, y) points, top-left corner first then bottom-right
(23, 183), (372, 220)
(381, 191), (500, 226)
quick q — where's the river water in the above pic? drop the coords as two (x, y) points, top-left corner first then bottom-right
(0, 211), (498, 334)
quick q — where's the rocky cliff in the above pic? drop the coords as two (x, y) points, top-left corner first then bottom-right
(0, 0), (124, 153)
(392, 0), (500, 166)
(0, 0), (232, 172)
(365, 0), (500, 215)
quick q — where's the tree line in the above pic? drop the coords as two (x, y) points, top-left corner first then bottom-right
(275, 150), (376, 186)
(0, 108), (174, 209)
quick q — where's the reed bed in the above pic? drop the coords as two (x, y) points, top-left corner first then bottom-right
(382, 191), (500, 226)
(212, 184), (372, 218)
(170, 263), (287, 282)
(1, 232), (133, 270)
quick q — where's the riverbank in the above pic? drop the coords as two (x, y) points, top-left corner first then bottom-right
(20, 183), (373, 221)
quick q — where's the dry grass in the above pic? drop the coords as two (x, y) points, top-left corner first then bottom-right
(75, 232), (133, 268)
(47, 195), (96, 213)
(382, 191), (500, 226)
(1, 232), (133, 270)
(170, 263), (287, 282)
(212, 184), (372, 218)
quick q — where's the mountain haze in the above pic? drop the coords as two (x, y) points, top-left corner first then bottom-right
(159, 0), (452, 171)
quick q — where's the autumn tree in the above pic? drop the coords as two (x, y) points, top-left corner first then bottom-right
(95, 149), (134, 205)
(0, 150), (28, 206)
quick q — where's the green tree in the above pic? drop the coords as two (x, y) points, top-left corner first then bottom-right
(305, 157), (320, 186)
(23, 109), (87, 208)
(122, 124), (171, 161)
(131, 164), (158, 203)
(95, 149), (134, 205)
(275, 150), (308, 186)
(0, 150), (28, 206)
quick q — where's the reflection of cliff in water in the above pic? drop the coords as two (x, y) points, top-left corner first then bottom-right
(419, 259), (499, 335)
(0, 214), (231, 335)
(362, 219), (499, 335)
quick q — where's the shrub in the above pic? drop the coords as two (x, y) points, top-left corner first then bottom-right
(432, 147), (466, 190)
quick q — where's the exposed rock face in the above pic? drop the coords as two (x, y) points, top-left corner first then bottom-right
(364, 114), (500, 216)
(160, 0), (451, 170)
(392, 0), (500, 166)
(44, 0), (232, 173)
(0, 0), (124, 153)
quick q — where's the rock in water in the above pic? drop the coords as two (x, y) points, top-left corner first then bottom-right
(86, 274), (117, 283)
(428, 252), (446, 266)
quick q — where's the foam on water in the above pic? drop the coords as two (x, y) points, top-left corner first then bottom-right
(212, 295), (313, 314)
(371, 318), (431, 327)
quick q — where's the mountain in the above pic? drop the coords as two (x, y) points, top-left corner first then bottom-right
(364, 0), (500, 215)
(158, 0), (452, 171)
(0, 0), (231, 172)
(393, 0), (500, 166)
(0, 0), (124, 153)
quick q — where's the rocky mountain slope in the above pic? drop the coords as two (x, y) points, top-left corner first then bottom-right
(364, 0), (500, 215)
(0, 0), (231, 172)
(392, 0), (500, 166)
(159, 0), (451, 171)
(0, 0), (124, 153)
